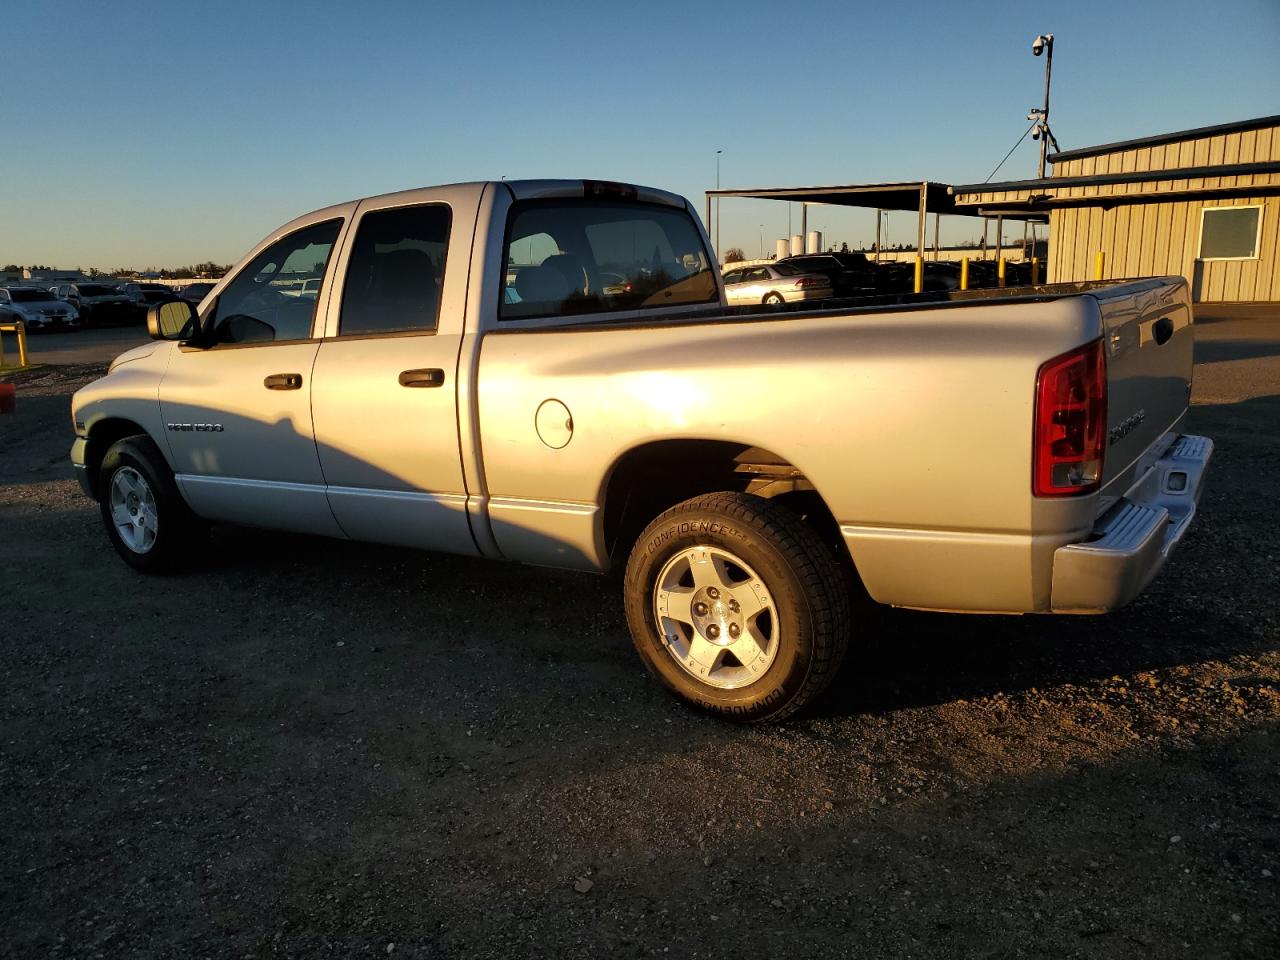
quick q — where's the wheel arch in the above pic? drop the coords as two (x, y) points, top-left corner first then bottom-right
(82, 417), (159, 500)
(598, 439), (859, 578)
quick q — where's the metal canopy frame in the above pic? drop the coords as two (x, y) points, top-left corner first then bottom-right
(705, 180), (1046, 266)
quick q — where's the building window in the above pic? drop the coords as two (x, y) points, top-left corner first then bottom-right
(1199, 206), (1262, 260)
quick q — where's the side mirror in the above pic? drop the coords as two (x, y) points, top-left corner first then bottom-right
(148, 300), (198, 341)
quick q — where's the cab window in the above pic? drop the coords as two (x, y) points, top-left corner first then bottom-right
(206, 219), (342, 345)
(338, 204), (450, 336)
(500, 198), (716, 320)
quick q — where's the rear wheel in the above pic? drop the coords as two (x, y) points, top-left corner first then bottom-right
(624, 492), (850, 722)
(763, 292), (785, 304)
(98, 436), (205, 573)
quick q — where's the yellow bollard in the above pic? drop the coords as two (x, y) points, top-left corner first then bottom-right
(0, 321), (29, 368)
(998, 258), (1007, 288)
(1031, 257), (1040, 285)
(1094, 251), (1105, 280)
(960, 257), (970, 291)
(913, 256), (923, 294)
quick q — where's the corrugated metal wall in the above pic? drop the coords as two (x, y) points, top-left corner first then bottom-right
(1050, 195), (1279, 302)
(1053, 125), (1280, 179)
(958, 122), (1280, 302)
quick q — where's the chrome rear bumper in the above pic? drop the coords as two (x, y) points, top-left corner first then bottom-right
(1050, 434), (1212, 613)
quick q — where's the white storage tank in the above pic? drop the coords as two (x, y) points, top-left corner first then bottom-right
(790, 234), (804, 256)
(806, 231), (823, 254)
(776, 239), (791, 262)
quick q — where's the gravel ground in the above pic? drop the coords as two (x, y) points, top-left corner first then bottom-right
(1, 319), (1277, 959)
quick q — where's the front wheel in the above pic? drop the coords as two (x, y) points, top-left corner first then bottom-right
(98, 436), (205, 573)
(623, 492), (850, 722)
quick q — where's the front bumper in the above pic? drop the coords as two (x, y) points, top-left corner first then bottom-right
(1050, 434), (1213, 613)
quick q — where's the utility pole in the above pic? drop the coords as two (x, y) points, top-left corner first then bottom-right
(715, 149), (723, 258)
(1030, 34), (1055, 179)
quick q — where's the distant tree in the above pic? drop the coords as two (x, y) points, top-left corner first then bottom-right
(1, 264), (19, 273)
(722, 247), (745, 263)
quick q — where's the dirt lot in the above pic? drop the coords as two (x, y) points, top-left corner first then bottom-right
(1, 317), (1277, 959)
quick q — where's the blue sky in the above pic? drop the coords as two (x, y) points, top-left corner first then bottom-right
(3, 0), (1277, 268)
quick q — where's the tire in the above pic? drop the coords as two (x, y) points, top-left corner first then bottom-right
(763, 292), (785, 305)
(623, 492), (850, 723)
(98, 435), (205, 573)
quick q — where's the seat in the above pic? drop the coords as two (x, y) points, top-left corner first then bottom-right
(514, 264), (572, 306)
(345, 248), (439, 333)
(541, 253), (589, 295)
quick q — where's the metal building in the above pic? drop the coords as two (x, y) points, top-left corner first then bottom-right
(951, 115), (1280, 302)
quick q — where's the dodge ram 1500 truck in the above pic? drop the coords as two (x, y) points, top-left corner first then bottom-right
(70, 179), (1212, 721)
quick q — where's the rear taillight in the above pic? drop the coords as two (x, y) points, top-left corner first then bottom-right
(794, 278), (823, 289)
(1033, 339), (1106, 497)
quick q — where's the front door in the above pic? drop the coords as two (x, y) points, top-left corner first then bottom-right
(310, 197), (477, 555)
(159, 217), (347, 536)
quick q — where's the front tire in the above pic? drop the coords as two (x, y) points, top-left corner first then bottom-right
(624, 492), (850, 722)
(98, 436), (204, 573)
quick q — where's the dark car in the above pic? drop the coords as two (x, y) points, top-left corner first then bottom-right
(49, 282), (137, 327)
(124, 282), (183, 307)
(773, 252), (877, 298)
(180, 282), (215, 304)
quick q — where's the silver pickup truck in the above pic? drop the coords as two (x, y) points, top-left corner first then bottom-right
(70, 179), (1212, 721)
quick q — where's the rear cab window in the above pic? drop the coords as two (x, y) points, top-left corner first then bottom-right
(500, 199), (717, 321)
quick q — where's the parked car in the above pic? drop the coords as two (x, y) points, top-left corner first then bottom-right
(70, 178), (1211, 723)
(49, 282), (137, 326)
(0, 286), (81, 331)
(122, 282), (182, 308)
(179, 282), (215, 304)
(774, 252), (877, 297)
(280, 278), (323, 299)
(721, 263), (833, 305)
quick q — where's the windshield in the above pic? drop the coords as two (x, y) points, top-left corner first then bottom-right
(78, 284), (118, 297)
(7, 289), (54, 303)
(500, 198), (717, 320)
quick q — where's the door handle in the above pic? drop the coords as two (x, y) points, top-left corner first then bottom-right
(264, 373), (303, 390)
(399, 368), (446, 388)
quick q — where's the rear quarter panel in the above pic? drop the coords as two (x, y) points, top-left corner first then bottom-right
(477, 296), (1105, 609)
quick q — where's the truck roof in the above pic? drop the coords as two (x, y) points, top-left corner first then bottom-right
(297, 179), (691, 226)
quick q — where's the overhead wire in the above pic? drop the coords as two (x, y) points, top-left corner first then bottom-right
(983, 122), (1039, 183)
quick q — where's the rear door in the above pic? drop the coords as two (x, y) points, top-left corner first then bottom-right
(738, 267), (772, 301)
(1095, 279), (1196, 496)
(310, 191), (478, 555)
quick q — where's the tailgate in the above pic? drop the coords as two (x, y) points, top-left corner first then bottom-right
(1094, 278), (1195, 497)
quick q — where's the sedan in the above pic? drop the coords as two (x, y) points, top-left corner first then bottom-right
(721, 263), (833, 306)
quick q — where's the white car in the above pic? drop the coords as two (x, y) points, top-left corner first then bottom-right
(721, 263), (833, 305)
(0, 286), (81, 331)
